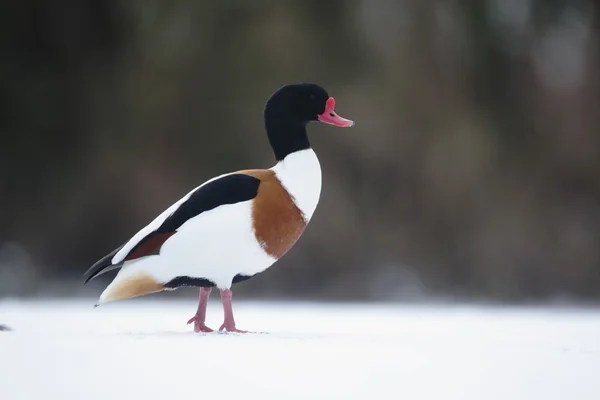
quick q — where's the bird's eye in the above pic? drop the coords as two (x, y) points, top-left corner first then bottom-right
(309, 94), (316, 101)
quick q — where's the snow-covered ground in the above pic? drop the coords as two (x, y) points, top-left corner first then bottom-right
(1, 299), (599, 400)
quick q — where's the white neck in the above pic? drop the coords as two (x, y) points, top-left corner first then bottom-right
(271, 148), (322, 222)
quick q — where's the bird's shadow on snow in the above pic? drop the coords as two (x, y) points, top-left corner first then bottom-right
(117, 331), (268, 338)
(106, 329), (344, 341)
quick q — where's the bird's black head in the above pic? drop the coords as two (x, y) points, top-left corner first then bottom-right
(265, 83), (354, 127)
(264, 83), (354, 160)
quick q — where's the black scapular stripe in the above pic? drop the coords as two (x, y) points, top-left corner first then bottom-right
(156, 173), (260, 233)
(83, 174), (261, 284)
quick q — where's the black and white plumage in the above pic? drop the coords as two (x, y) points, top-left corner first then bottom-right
(83, 83), (354, 332)
(83, 173), (263, 286)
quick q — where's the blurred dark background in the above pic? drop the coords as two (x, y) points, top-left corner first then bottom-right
(1, 0), (598, 303)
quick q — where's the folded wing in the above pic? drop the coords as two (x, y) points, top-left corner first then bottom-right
(83, 173), (261, 283)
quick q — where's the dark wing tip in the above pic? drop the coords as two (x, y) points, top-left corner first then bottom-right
(83, 245), (124, 285)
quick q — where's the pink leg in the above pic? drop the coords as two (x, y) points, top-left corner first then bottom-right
(219, 289), (247, 333)
(187, 287), (214, 332)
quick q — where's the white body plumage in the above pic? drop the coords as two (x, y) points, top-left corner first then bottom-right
(97, 149), (321, 304)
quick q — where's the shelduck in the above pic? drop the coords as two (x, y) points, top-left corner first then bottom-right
(83, 83), (354, 333)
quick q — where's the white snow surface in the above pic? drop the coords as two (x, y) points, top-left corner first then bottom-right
(1, 299), (599, 400)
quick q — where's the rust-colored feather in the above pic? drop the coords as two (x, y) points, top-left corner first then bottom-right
(124, 231), (177, 261)
(239, 169), (306, 259)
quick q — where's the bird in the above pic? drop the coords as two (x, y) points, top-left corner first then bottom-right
(83, 83), (354, 333)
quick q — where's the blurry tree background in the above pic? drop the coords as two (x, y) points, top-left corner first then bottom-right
(1, 0), (598, 302)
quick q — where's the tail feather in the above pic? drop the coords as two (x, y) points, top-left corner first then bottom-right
(83, 245), (125, 284)
(96, 270), (165, 305)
